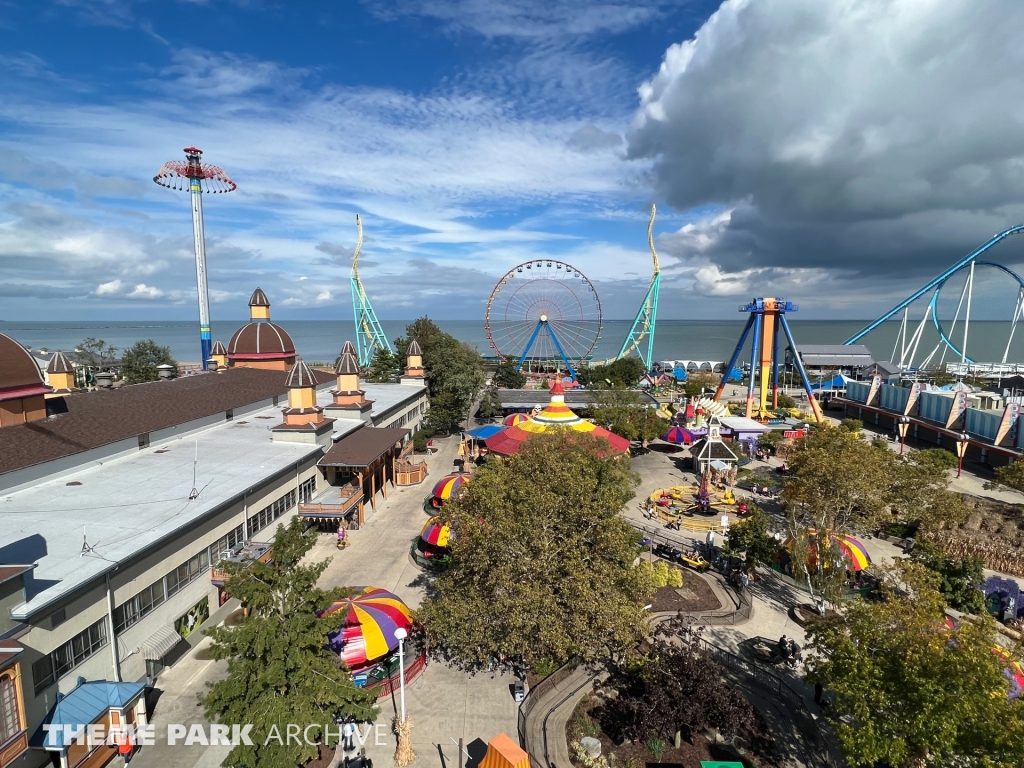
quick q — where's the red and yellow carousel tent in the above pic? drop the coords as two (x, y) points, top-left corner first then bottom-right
(484, 380), (630, 456)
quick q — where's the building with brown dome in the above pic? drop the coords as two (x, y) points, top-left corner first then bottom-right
(0, 333), (53, 427)
(226, 289), (296, 371)
(45, 350), (78, 396)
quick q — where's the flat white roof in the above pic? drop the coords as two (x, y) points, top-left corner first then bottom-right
(0, 403), (321, 620)
(720, 416), (770, 432)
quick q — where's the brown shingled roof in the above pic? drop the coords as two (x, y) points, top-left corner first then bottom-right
(341, 340), (357, 357)
(318, 427), (409, 468)
(285, 358), (317, 388)
(335, 352), (360, 376)
(249, 287), (271, 307)
(0, 367), (329, 477)
(47, 350), (75, 375)
(0, 333), (48, 396)
(407, 340), (422, 356)
(210, 340), (227, 356)
(227, 322), (295, 357)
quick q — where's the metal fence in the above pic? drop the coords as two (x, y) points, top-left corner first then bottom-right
(517, 660), (579, 768)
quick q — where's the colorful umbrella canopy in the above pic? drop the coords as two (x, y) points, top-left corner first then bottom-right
(663, 425), (690, 444)
(432, 473), (469, 500)
(503, 413), (531, 426)
(485, 381), (630, 456)
(785, 530), (873, 572)
(465, 424), (504, 439)
(322, 587), (413, 668)
(421, 516), (452, 547)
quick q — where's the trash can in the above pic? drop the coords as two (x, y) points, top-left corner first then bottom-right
(513, 681), (526, 702)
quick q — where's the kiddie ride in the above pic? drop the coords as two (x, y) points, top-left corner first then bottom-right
(648, 475), (744, 523)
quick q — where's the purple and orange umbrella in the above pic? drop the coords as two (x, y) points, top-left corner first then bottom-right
(322, 587), (413, 669)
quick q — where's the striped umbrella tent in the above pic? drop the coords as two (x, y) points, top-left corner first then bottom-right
(503, 413), (531, 426)
(479, 733), (529, 768)
(322, 587), (413, 669)
(786, 530), (872, 572)
(432, 473), (470, 502)
(420, 516), (452, 548)
(663, 425), (690, 444)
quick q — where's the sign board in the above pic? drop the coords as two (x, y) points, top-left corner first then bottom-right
(866, 374), (882, 406)
(904, 382), (922, 415)
(995, 402), (1020, 446)
(945, 391), (968, 429)
(783, 429), (804, 439)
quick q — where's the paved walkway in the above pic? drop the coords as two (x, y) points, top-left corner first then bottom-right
(132, 434), (518, 768)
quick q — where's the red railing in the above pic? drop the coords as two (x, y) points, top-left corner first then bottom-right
(371, 650), (427, 699)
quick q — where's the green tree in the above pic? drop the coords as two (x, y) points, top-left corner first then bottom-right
(804, 563), (1024, 768)
(494, 358), (527, 389)
(417, 431), (653, 673)
(364, 346), (399, 383)
(475, 385), (504, 421)
(725, 507), (779, 576)
(74, 337), (118, 368)
(119, 339), (176, 384)
(908, 539), (986, 614)
(776, 392), (796, 409)
(994, 461), (1024, 493)
(911, 448), (958, 473)
(396, 317), (485, 432)
(202, 519), (378, 767)
(598, 620), (755, 746)
(838, 418), (863, 434)
(587, 387), (668, 443)
(683, 371), (717, 398)
(579, 357), (648, 389)
(757, 430), (783, 452)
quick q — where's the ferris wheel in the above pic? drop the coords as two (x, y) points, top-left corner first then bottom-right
(485, 260), (602, 379)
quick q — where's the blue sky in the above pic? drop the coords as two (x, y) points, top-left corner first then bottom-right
(2, 0), (1024, 323)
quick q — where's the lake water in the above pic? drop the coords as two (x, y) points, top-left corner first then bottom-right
(2, 319), (1022, 366)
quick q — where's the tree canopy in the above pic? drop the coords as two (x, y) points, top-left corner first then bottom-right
(994, 461), (1024, 493)
(804, 564), (1024, 768)
(587, 386), (668, 443)
(475, 385), (504, 421)
(908, 539), (986, 614)
(74, 337), (118, 368)
(416, 431), (652, 673)
(364, 346), (400, 383)
(203, 518), (378, 767)
(119, 339), (176, 384)
(396, 317), (485, 432)
(598, 620), (756, 746)
(724, 506), (780, 576)
(577, 357), (647, 388)
(782, 425), (966, 534)
(494, 358), (527, 389)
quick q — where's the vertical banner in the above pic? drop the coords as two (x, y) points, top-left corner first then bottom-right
(995, 402), (1020, 446)
(945, 391), (968, 429)
(866, 374), (882, 406)
(904, 382), (922, 415)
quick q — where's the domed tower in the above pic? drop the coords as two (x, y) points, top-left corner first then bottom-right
(226, 289), (297, 371)
(0, 333), (53, 427)
(209, 340), (228, 371)
(401, 339), (426, 386)
(45, 350), (78, 396)
(324, 343), (374, 423)
(272, 358), (335, 447)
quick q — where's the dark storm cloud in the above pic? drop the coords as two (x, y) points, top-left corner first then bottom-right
(627, 0), (1024, 282)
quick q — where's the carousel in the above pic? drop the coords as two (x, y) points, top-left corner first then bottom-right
(413, 516), (453, 567)
(320, 586), (415, 688)
(424, 472), (470, 512)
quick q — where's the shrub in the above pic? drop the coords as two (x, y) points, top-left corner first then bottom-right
(645, 736), (667, 761)
(652, 560), (670, 588)
(666, 567), (683, 588)
(413, 427), (436, 452)
(839, 418), (864, 434)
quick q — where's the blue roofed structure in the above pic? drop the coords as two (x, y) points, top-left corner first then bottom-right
(32, 678), (146, 750)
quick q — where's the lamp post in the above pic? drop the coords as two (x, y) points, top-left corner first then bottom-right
(955, 433), (970, 478)
(897, 416), (910, 455)
(394, 627), (408, 722)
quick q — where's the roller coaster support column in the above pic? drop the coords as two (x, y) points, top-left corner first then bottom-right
(779, 313), (824, 423)
(713, 314), (755, 402)
(746, 312), (762, 419)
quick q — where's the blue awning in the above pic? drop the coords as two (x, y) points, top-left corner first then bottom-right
(32, 679), (146, 750)
(464, 425), (504, 439)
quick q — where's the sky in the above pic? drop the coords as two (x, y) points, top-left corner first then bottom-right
(2, 0), (1024, 323)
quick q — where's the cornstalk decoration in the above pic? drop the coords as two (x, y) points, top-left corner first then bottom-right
(394, 717), (415, 767)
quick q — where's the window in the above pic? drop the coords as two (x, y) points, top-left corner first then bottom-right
(299, 477), (316, 504)
(209, 524), (245, 566)
(165, 551), (209, 598)
(246, 489), (297, 539)
(0, 674), (19, 744)
(114, 580), (165, 633)
(32, 619), (108, 694)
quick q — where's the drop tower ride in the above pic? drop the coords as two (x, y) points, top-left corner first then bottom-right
(154, 147), (237, 369)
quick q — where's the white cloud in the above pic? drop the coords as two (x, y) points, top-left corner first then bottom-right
(96, 279), (123, 295)
(127, 283), (163, 299)
(628, 0), (1024, 286)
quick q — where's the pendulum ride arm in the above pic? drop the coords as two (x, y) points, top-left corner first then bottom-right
(780, 314), (824, 423)
(349, 214), (393, 367)
(746, 312), (763, 419)
(771, 318), (781, 410)
(713, 314), (755, 402)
